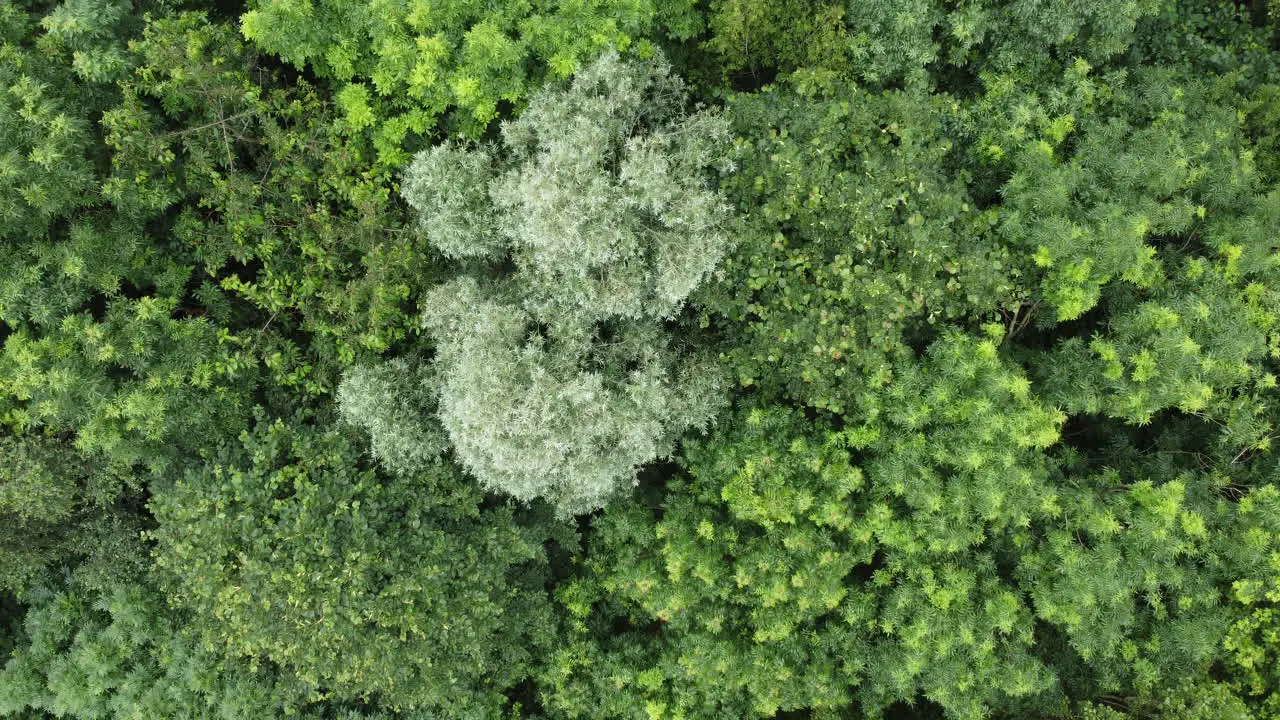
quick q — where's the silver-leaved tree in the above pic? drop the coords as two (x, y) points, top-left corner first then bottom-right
(341, 50), (734, 514)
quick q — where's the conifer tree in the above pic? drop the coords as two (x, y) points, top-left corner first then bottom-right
(0, 3), (94, 241)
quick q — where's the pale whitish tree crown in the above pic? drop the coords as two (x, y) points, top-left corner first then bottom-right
(375, 49), (735, 514)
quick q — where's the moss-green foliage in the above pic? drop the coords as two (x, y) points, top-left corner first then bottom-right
(148, 413), (558, 713)
(239, 0), (705, 162)
(108, 12), (434, 364)
(991, 67), (1280, 458)
(702, 0), (852, 83)
(1071, 683), (1256, 720)
(1222, 485), (1280, 718)
(0, 3), (94, 240)
(547, 333), (1062, 719)
(0, 580), (320, 719)
(2, 298), (252, 470)
(0, 435), (144, 594)
(707, 80), (1021, 413)
(985, 65), (1268, 323)
(701, 0), (1164, 87)
(0, 11), (261, 481)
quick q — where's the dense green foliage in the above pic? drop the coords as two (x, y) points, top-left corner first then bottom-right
(0, 581), (320, 718)
(5, 0), (1280, 718)
(706, 82), (1019, 412)
(238, 0), (704, 161)
(149, 413), (558, 713)
(701, 0), (1164, 85)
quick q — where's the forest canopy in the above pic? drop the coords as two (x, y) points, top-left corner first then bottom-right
(3, 0), (1280, 719)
